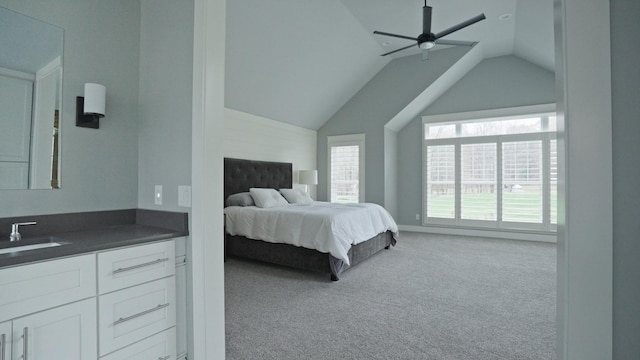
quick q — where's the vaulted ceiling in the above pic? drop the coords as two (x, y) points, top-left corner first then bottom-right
(225, 0), (554, 131)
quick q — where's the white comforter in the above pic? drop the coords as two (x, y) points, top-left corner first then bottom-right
(224, 201), (399, 265)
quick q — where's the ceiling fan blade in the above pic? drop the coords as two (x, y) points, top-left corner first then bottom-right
(423, 4), (432, 35)
(373, 31), (418, 42)
(380, 43), (418, 56)
(434, 13), (486, 40)
(435, 39), (477, 47)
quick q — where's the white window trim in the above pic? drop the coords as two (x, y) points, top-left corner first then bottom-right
(327, 133), (365, 203)
(422, 104), (557, 234)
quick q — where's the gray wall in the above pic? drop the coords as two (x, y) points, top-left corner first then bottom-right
(610, 0), (640, 357)
(0, 0), (140, 217)
(397, 55), (556, 225)
(138, 0), (193, 212)
(317, 46), (470, 205)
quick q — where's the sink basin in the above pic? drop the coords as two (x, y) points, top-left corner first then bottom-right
(0, 236), (69, 255)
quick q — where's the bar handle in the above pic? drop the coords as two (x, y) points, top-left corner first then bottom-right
(0, 333), (5, 360)
(113, 303), (170, 326)
(158, 356), (171, 360)
(113, 258), (169, 274)
(22, 327), (28, 360)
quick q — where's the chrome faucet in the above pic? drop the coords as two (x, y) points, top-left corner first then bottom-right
(9, 222), (37, 242)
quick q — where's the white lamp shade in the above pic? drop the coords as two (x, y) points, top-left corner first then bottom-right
(299, 170), (318, 185)
(84, 83), (106, 115)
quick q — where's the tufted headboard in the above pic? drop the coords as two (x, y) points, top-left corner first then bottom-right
(224, 157), (293, 205)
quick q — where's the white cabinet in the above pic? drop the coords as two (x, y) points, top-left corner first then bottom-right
(174, 237), (188, 359)
(0, 238), (180, 360)
(98, 277), (176, 356)
(11, 298), (97, 360)
(0, 321), (10, 360)
(0, 254), (96, 323)
(101, 327), (176, 360)
(97, 241), (175, 294)
(97, 240), (177, 358)
(0, 254), (97, 360)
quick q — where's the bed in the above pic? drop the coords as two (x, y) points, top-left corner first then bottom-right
(224, 157), (398, 281)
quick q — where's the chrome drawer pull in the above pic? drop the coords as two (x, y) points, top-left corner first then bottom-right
(113, 303), (170, 325)
(113, 258), (169, 274)
(22, 327), (28, 360)
(0, 333), (5, 360)
(158, 356), (171, 360)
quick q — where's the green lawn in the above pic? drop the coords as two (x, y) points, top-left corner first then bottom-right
(428, 189), (558, 223)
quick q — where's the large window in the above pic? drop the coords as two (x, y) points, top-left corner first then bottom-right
(328, 134), (365, 203)
(423, 107), (556, 232)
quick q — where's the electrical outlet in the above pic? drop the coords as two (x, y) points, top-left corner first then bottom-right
(415, 213), (420, 220)
(155, 185), (163, 205)
(178, 185), (191, 207)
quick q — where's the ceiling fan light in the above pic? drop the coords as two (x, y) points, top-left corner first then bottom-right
(419, 41), (435, 50)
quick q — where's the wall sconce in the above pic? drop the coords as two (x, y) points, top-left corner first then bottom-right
(298, 170), (318, 194)
(76, 83), (106, 129)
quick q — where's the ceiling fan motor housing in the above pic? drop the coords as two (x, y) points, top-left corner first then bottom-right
(417, 32), (436, 46)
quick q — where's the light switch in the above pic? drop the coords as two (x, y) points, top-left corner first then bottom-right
(155, 185), (163, 205)
(178, 185), (191, 207)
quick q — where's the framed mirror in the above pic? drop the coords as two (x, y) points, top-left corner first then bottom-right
(0, 7), (63, 190)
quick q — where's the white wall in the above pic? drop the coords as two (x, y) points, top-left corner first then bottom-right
(0, 0), (140, 217)
(138, 0), (194, 212)
(224, 108), (317, 195)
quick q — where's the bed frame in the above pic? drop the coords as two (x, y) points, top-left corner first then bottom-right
(224, 157), (394, 281)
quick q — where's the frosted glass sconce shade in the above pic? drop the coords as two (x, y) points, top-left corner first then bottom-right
(84, 83), (106, 115)
(76, 83), (106, 129)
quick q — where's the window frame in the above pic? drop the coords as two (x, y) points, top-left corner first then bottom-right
(422, 104), (557, 233)
(327, 133), (365, 203)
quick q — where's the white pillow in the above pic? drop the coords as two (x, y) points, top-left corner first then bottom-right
(280, 188), (313, 204)
(249, 188), (289, 208)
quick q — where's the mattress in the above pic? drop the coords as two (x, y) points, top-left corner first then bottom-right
(224, 201), (399, 265)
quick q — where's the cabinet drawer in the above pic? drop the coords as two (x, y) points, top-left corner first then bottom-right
(98, 277), (176, 355)
(0, 254), (96, 322)
(98, 241), (175, 294)
(101, 327), (176, 360)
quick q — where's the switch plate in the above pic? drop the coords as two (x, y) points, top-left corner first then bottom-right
(178, 185), (191, 207)
(415, 213), (420, 220)
(154, 185), (163, 205)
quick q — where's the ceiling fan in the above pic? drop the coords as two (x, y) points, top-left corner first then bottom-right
(373, 1), (485, 59)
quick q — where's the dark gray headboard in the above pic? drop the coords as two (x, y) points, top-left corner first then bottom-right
(224, 158), (293, 204)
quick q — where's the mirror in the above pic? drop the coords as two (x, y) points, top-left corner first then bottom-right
(0, 7), (63, 190)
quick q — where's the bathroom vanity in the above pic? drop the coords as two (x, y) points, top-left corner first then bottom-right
(0, 209), (188, 360)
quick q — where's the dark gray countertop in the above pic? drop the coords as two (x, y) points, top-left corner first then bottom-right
(0, 209), (189, 269)
(0, 224), (186, 269)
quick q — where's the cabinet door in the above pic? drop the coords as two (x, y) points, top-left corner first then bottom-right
(12, 298), (97, 360)
(0, 321), (10, 360)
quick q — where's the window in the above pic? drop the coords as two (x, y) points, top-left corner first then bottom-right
(423, 106), (556, 232)
(425, 145), (455, 218)
(328, 134), (365, 203)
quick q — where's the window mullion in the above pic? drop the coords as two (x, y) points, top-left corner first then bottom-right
(497, 138), (503, 228)
(542, 133), (551, 230)
(454, 141), (461, 224)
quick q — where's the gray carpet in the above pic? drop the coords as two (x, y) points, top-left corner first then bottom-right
(225, 232), (556, 360)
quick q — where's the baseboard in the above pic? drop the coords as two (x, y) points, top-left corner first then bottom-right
(398, 224), (557, 243)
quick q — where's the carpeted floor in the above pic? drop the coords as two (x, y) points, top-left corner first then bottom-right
(225, 232), (556, 360)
